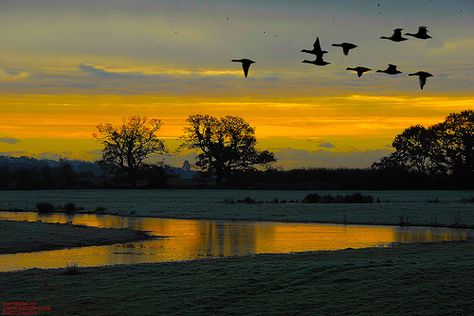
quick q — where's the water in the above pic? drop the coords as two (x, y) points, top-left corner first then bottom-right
(1, 211), (472, 272)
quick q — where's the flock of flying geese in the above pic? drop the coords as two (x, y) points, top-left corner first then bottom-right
(232, 26), (434, 90)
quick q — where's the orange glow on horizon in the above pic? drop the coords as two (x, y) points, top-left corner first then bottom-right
(0, 93), (472, 163)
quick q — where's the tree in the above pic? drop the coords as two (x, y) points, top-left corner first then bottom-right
(436, 110), (474, 175)
(373, 110), (473, 176)
(94, 116), (166, 186)
(181, 114), (276, 184)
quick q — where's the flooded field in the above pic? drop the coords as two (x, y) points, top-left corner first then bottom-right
(1, 211), (472, 272)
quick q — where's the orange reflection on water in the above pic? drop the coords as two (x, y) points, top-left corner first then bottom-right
(0, 212), (472, 272)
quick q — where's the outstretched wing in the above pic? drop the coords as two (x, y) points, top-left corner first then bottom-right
(357, 69), (363, 77)
(387, 64), (397, 72)
(343, 46), (350, 56)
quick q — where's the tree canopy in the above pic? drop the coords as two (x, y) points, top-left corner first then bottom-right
(373, 110), (473, 177)
(94, 116), (167, 186)
(181, 114), (276, 184)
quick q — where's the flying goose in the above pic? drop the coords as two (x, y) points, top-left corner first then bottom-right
(302, 55), (330, 66)
(332, 42), (358, 56)
(231, 58), (255, 78)
(376, 64), (402, 75)
(409, 71), (433, 90)
(301, 37), (328, 57)
(346, 66), (372, 77)
(380, 28), (408, 42)
(405, 26), (432, 39)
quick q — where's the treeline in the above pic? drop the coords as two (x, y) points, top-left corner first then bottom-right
(222, 167), (472, 189)
(0, 160), (472, 190)
(0, 162), (171, 189)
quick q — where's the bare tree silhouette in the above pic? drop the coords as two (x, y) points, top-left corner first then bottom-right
(181, 114), (276, 184)
(94, 116), (167, 186)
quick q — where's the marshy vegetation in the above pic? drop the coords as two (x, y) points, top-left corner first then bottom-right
(302, 193), (374, 204)
(62, 262), (81, 276)
(224, 193), (375, 204)
(461, 196), (474, 203)
(36, 202), (84, 214)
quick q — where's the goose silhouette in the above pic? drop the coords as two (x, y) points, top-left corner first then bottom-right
(231, 59), (255, 78)
(380, 28), (408, 42)
(405, 26), (432, 39)
(301, 37), (328, 57)
(332, 42), (358, 56)
(302, 55), (330, 66)
(377, 64), (402, 75)
(409, 71), (433, 90)
(346, 66), (371, 77)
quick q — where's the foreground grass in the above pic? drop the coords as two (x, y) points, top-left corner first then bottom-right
(1, 241), (474, 315)
(0, 220), (150, 254)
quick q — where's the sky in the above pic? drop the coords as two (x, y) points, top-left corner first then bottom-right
(0, 0), (473, 169)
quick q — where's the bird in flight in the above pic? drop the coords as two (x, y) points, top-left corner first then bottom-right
(332, 42), (358, 56)
(380, 28), (408, 42)
(346, 66), (372, 77)
(301, 37), (328, 57)
(302, 55), (330, 66)
(409, 71), (433, 90)
(405, 26), (432, 39)
(231, 58), (255, 78)
(377, 64), (402, 75)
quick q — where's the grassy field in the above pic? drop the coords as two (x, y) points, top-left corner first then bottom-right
(1, 241), (473, 315)
(0, 189), (473, 227)
(0, 220), (150, 254)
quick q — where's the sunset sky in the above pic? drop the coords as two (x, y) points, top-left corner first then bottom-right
(0, 0), (473, 168)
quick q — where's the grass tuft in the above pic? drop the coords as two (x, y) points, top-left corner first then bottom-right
(36, 202), (56, 213)
(62, 262), (81, 276)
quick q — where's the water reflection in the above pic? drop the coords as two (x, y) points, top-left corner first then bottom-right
(0, 211), (472, 272)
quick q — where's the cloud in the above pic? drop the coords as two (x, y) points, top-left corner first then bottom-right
(0, 137), (20, 144)
(79, 63), (159, 79)
(0, 69), (29, 81)
(79, 63), (241, 79)
(319, 142), (335, 149)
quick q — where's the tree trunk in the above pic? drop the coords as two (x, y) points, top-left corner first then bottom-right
(129, 169), (137, 188)
(216, 173), (223, 185)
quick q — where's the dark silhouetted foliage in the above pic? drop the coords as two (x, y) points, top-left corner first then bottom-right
(63, 203), (77, 213)
(181, 114), (276, 184)
(302, 193), (374, 203)
(224, 166), (472, 189)
(36, 202), (56, 213)
(373, 110), (473, 179)
(0, 156), (173, 189)
(94, 116), (167, 187)
(62, 263), (81, 275)
(461, 197), (474, 203)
